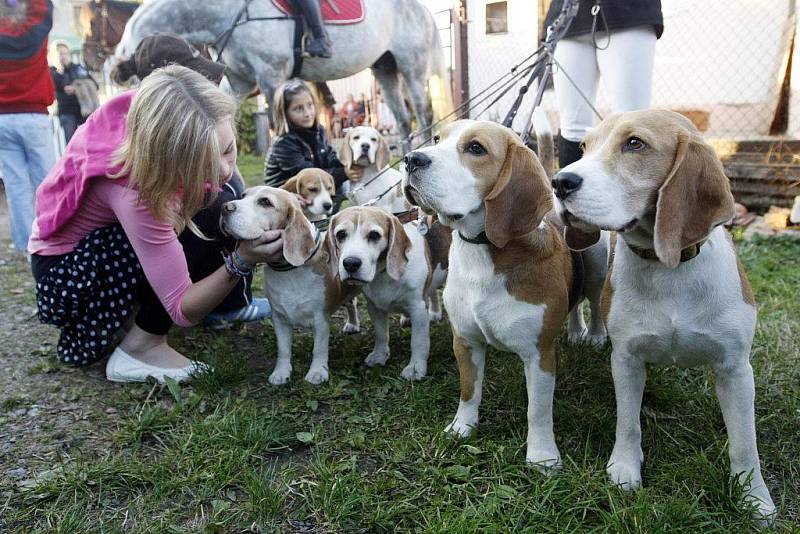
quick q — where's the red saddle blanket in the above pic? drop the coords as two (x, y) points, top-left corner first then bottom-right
(272, 0), (365, 25)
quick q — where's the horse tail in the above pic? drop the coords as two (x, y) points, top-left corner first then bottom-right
(427, 16), (454, 125)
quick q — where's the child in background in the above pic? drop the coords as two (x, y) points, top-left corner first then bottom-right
(264, 79), (361, 191)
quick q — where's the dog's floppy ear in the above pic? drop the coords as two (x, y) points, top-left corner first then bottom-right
(375, 135), (391, 169)
(485, 143), (552, 248)
(385, 214), (411, 280)
(282, 200), (316, 266)
(281, 175), (300, 194)
(654, 130), (734, 268)
(337, 131), (354, 171)
(325, 213), (342, 278)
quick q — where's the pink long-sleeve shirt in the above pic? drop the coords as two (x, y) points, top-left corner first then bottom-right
(28, 90), (193, 327)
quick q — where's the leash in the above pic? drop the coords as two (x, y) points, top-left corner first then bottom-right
(590, 0), (610, 51)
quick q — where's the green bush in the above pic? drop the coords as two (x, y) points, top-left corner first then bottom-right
(236, 97), (258, 156)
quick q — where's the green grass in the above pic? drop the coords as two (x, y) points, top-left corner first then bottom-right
(5, 236), (799, 531)
(238, 153), (267, 187)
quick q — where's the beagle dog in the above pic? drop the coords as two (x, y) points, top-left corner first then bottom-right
(280, 168), (336, 224)
(338, 125), (408, 213)
(340, 125), (451, 323)
(552, 109), (776, 521)
(402, 119), (598, 470)
(328, 206), (433, 380)
(220, 186), (360, 385)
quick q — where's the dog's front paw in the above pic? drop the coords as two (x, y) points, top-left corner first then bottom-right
(428, 309), (443, 322)
(364, 350), (390, 367)
(342, 322), (360, 335)
(607, 455), (643, 491)
(526, 448), (563, 475)
(567, 327), (588, 344)
(304, 367), (329, 385)
(268, 366), (292, 386)
(585, 332), (607, 346)
(401, 361), (427, 381)
(747, 492), (777, 526)
(444, 416), (475, 438)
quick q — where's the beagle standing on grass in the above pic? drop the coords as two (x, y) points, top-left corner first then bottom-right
(552, 109), (776, 521)
(328, 206), (434, 380)
(402, 119), (599, 470)
(339, 124), (451, 323)
(220, 187), (360, 385)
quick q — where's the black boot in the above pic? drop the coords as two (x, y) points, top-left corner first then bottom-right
(558, 136), (583, 169)
(293, 0), (332, 58)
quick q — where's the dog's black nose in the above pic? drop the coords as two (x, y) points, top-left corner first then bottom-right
(404, 151), (431, 173)
(322, 201), (332, 211)
(343, 256), (362, 274)
(360, 143), (370, 152)
(552, 172), (584, 200)
(222, 201), (236, 213)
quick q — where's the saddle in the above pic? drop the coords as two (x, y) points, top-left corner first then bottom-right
(272, 0), (365, 25)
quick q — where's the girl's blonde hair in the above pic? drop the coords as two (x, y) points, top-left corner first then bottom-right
(272, 78), (318, 136)
(111, 65), (237, 233)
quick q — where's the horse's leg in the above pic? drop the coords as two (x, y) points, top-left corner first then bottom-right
(371, 57), (411, 139)
(399, 66), (433, 137)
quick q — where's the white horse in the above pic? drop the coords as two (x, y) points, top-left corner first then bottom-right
(117, 0), (452, 137)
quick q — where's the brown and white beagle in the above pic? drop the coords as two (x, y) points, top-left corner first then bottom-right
(402, 119), (595, 470)
(552, 109), (776, 521)
(220, 186), (359, 385)
(327, 205), (436, 380)
(280, 168), (336, 223)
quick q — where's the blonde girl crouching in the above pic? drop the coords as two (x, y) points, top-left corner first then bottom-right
(29, 65), (284, 383)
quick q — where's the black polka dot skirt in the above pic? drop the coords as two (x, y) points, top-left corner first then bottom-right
(34, 224), (143, 365)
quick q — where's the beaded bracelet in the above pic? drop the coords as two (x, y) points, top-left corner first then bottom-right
(222, 251), (252, 278)
(232, 250), (254, 272)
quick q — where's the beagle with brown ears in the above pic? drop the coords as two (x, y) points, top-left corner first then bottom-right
(328, 206), (433, 380)
(552, 109), (776, 521)
(403, 119), (602, 470)
(338, 125), (409, 213)
(220, 186), (360, 386)
(280, 168), (336, 224)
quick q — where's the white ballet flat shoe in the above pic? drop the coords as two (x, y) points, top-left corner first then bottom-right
(105, 347), (210, 384)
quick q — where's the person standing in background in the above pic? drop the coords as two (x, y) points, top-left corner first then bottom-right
(50, 41), (96, 143)
(544, 0), (663, 169)
(0, 0), (56, 255)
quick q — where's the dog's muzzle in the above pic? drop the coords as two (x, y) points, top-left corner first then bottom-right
(552, 171), (583, 200)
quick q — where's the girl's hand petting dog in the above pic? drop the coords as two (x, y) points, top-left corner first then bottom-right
(237, 229), (285, 265)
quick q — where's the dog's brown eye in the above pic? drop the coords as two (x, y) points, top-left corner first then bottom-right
(623, 137), (647, 152)
(466, 141), (486, 155)
(367, 231), (381, 242)
(371, 138), (377, 142)
(353, 135), (360, 140)
(257, 197), (271, 207)
(335, 229), (347, 242)
(308, 187), (319, 193)
(433, 135), (440, 144)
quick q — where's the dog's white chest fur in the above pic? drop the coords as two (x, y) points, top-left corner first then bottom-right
(608, 228), (756, 367)
(445, 238), (545, 354)
(263, 266), (326, 327)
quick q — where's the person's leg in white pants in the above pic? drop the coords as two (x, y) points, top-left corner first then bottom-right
(553, 26), (657, 146)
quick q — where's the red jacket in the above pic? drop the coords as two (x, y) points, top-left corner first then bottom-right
(0, 0), (55, 114)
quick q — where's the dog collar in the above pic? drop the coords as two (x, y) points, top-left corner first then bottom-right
(458, 231), (491, 245)
(394, 207), (419, 224)
(625, 239), (706, 263)
(266, 227), (323, 272)
(313, 218), (330, 232)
